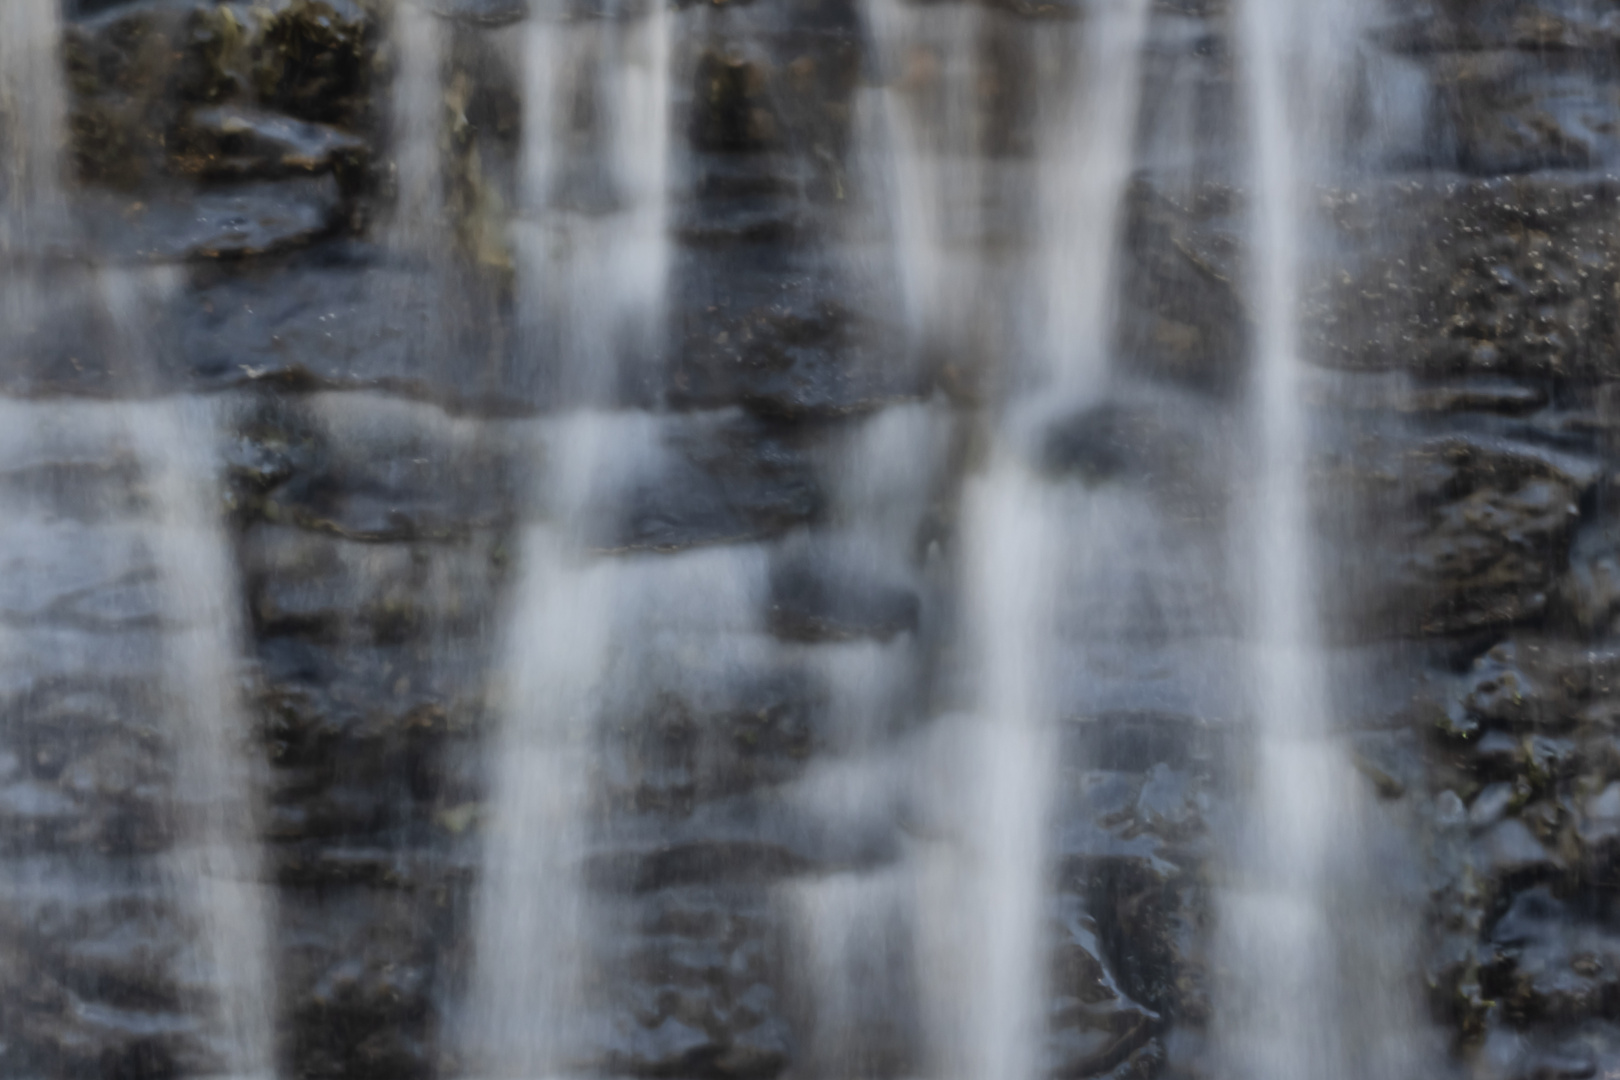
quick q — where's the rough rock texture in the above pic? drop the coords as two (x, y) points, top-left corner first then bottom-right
(8, 0), (1620, 1079)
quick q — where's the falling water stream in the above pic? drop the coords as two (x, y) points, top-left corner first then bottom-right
(3, 3), (279, 1076)
(944, 7), (1151, 1080)
(0, 0), (1469, 1076)
(388, 1), (448, 253)
(836, 3), (1155, 1079)
(0, 0), (66, 249)
(1218, 1), (1428, 1078)
(123, 387), (279, 1080)
(464, 2), (673, 1075)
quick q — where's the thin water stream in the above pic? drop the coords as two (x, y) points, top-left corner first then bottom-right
(0, 0), (66, 250)
(833, 5), (1154, 1080)
(3, 5), (280, 1075)
(389, 1), (448, 254)
(463, 3), (673, 1074)
(125, 389), (279, 1080)
(1217, 1), (1428, 1078)
(0, 1), (1476, 1077)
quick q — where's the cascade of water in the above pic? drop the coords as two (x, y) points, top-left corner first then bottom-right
(0, 389), (279, 1080)
(464, 2), (672, 1075)
(1, 8), (280, 1073)
(857, 0), (987, 357)
(515, 1), (672, 404)
(127, 399), (281, 1080)
(1217, 2), (1426, 1079)
(848, 3), (1150, 1079)
(947, 4), (1149, 1078)
(0, 0), (67, 251)
(103, 272), (282, 1080)
(1029, 1), (1153, 395)
(0, 0), (71, 386)
(787, 403), (950, 1079)
(388, 0), (448, 252)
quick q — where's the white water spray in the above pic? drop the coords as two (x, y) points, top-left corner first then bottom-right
(464, 3), (672, 1075)
(0, 0), (67, 250)
(389, 1), (448, 252)
(131, 396), (280, 1080)
(852, 3), (1152, 1079)
(1217, 2), (1427, 1079)
(105, 271), (281, 1080)
(3, 9), (280, 1072)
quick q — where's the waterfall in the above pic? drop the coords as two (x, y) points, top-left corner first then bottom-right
(388, 1), (448, 253)
(941, 9), (1151, 1080)
(0, 0), (66, 250)
(1, 7), (280, 1074)
(1029, 0), (1153, 393)
(1216, 1), (1427, 1078)
(788, 403), (949, 1079)
(125, 393), (280, 1080)
(463, 1), (673, 1074)
(0, 390), (280, 1080)
(839, 2), (1152, 1079)
(856, 0), (987, 359)
(107, 271), (280, 1080)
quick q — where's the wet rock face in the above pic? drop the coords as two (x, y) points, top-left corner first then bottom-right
(65, 0), (377, 191)
(1320, 176), (1620, 380)
(17, 0), (1620, 1078)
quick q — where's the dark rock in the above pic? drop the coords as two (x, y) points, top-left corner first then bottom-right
(1430, 52), (1615, 175)
(1380, 0), (1620, 52)
(1039, 397), (1218, 499)
(599, 668), (827, 813)
(596, 886), (790, 1079)
(1476, 1027), (1602, 1080)
(1403, 379), (1550, 416)
(281, 887), (440, 1080)
(1046, 893), (1161, 1077)
(607, 1015), (716, 1074)
(1485, 886), (1620, 1023)
(1323, 176), (1620, 379)
(252, 0), (378, 128)
(614, 412), (824, 551)
(251, 397), (515, 541)
(175, 242), (510, 407)
(81, 177), (344, 261)
(1472, 780), (1520, 826)
(1117, 181), (1246, 392)
(1576, 782), (1620, 873)
(1367, 436), (1599, 636)
(66, 0), (378, 188)
(766, 559), (919, 643)
(1042, 403), (1137, 484)
(1348, 728), (1426, 797)
(588, 792), (901, 893)
(246, 525), (499, 643)
(1479, 817), (1561, 883)
(668, 245), (918, 418)
(1134, 764), (1202, 837)
(1557, 516), (1620, 635)
(176, 103), (370, 180)
(690, 52), (781, 154)
(1452, 636), (1620, 735)
(424, 0), (530, 25)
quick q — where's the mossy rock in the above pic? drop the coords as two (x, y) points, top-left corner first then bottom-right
(255, 0), (379, 126)
(67, 0), (379, 188)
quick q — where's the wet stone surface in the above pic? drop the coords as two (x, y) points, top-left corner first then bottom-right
(20, 0), (1620, 1078)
